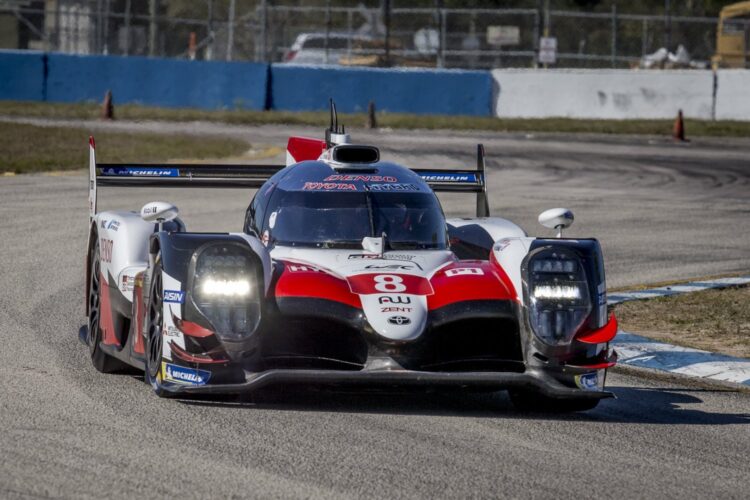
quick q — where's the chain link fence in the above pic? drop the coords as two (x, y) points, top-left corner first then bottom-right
(0, 0), (721, 69)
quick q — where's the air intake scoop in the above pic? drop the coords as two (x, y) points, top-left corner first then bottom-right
(331, 145), (380, 165)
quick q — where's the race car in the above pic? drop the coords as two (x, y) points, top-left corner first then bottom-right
(81, 103), (618, 411)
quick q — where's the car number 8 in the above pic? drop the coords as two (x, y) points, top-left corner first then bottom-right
(373, 275), (407, 292)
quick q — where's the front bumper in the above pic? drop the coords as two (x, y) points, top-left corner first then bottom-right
(163, 367), (614, 400)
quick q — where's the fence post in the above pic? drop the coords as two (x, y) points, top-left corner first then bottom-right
(148, 0), (157, 57)
(611, 3), (617, 68)
(641, 18), (647, 56)
(123, 0), (131, 55)
(383, 0), (391, 67)
(226, 0), (236, 61)
(438, 7), (446, 68)
(324, 0), (331, 65)
(664, 0), (671, 51)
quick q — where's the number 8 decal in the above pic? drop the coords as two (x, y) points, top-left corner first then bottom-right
(373, 275), (407, 292)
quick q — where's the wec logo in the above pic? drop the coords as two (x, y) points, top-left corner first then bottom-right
(163, 290), (185, 303)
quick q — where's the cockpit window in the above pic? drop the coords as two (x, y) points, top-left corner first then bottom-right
(264, 189), (447, 250)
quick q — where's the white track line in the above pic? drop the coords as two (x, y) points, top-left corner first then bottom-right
(608, 276), (750, 305)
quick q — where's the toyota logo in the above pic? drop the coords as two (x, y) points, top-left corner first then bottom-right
(388, 316), (411, 325)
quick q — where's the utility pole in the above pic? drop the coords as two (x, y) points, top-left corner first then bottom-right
(148, 0), (157, 57)
(123, 0), (131, 55)
(206, 0), (214, 60)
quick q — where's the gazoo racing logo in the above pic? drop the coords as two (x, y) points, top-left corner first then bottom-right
(163, 290), (185, 304)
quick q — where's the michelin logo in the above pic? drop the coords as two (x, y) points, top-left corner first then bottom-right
(418, 173), (477, 183)
(163, 290), (185, 303)
(163, 363), (211, 385)
(103, 167), (179, 177)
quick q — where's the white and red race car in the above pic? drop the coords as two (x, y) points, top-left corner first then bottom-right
(82, 105), (618, 411)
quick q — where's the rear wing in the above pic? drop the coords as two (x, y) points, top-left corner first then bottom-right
(88, 137), (490, 220)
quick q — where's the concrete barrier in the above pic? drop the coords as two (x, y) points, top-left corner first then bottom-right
(45, 53), (268, 110)
(270, 65), (493, 116)
(0, 50), (46, 101)
(492, 69), (715, 120)
(715, 70), (750, 121)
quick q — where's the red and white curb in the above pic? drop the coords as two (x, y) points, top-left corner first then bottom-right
(608, 275), (750, 387)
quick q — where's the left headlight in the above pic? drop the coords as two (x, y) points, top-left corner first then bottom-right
(526, 248), (591, 345)
(191, 243), (262, 341)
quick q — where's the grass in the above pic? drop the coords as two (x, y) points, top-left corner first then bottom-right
(3, 100), (750, 137)
(0, 121), (250, 174)
(615, 285), (750, 358)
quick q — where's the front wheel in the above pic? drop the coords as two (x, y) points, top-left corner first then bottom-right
(88, 240), (126, 373)
(143, 257), (173, 398)
(509, 390), (600, 413)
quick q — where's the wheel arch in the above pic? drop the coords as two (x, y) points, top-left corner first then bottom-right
(85, 221), (99, 316)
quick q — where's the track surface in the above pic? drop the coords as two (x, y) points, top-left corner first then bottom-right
(1, 121), (749, 498)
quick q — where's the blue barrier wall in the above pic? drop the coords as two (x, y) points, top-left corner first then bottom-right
(46, 53), (268, 110)
(269, 65), (493, 116)
(0, 51), (494, 116)
(0, 50), (46, 102)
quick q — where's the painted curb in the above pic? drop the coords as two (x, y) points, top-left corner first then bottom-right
(608, 276), (750, 387)
(608, 276), (750, 305)
(614, 331), (750, 387)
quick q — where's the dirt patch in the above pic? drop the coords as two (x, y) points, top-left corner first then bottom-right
(615, 285), (750, 358)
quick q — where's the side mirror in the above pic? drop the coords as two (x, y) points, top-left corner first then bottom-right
(141, 201), (179, 230)
(538, 208), (574, 238)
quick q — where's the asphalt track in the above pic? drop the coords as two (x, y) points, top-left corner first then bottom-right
(1, 120), (749, 498)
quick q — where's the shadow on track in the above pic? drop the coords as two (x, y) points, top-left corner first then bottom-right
(174, 384), (750, 425)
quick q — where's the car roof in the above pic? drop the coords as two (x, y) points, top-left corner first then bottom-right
(274, 160), (432, 194)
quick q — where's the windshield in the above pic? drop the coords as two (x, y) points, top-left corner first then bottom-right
(264, 190), (447, 250)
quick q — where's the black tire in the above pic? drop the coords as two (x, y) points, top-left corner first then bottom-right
(143, 256), (173, 398)
(509, 390), (600, 413)
(88, 240), (127, 373)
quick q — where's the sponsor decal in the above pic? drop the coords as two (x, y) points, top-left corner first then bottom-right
(574, 372), (599, 391)
(261, 230), (270, 246)
(100, 219), (107, 229)
(164, 290), (185, 304)
(381, 306), (412, 313)
(367, 183), (420, 192)
(365, 264), (414, 270)
(445, 267), (485, 277)
(387, 316), (411, 326)
(120, 275), (135, 292)
(349, 273), (433, 295)
(287, 264), (321, 273)
(350, 253), (417, 262)
(268, 211), (278, 229)
(418, 172), (478, 183)
(163, 325), (181, 337)
(107, 220), (120, 231)
(378, 295), (411, 304)
(494, 239), (512, 252)
(102, 167), (179, 177)
(100, 238), (113, 263)
(162, 362), (211, 385)
(325, 174), (397, 182)
(303, 182), (357, 191)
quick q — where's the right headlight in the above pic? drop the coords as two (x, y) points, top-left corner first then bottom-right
(526, 248), (591, 345)
(190, 243), (262, 342)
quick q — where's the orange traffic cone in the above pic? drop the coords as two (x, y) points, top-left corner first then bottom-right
(100, 90), (114, 120)
(672, 109), (687, 142)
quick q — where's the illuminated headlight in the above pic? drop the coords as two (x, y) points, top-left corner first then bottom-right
(201, 278), (252, 297)
(191, 244), (261, 341)
(527, 249), (591, 345)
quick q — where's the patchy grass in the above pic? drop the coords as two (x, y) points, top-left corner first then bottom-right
(3, 100), (750, 137)
(0, 122), (249, 174)
(615, 285), (750, 358)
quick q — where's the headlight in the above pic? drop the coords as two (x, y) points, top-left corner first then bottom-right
(526, 249), (591, 345)
(191, 243), (261, 341)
